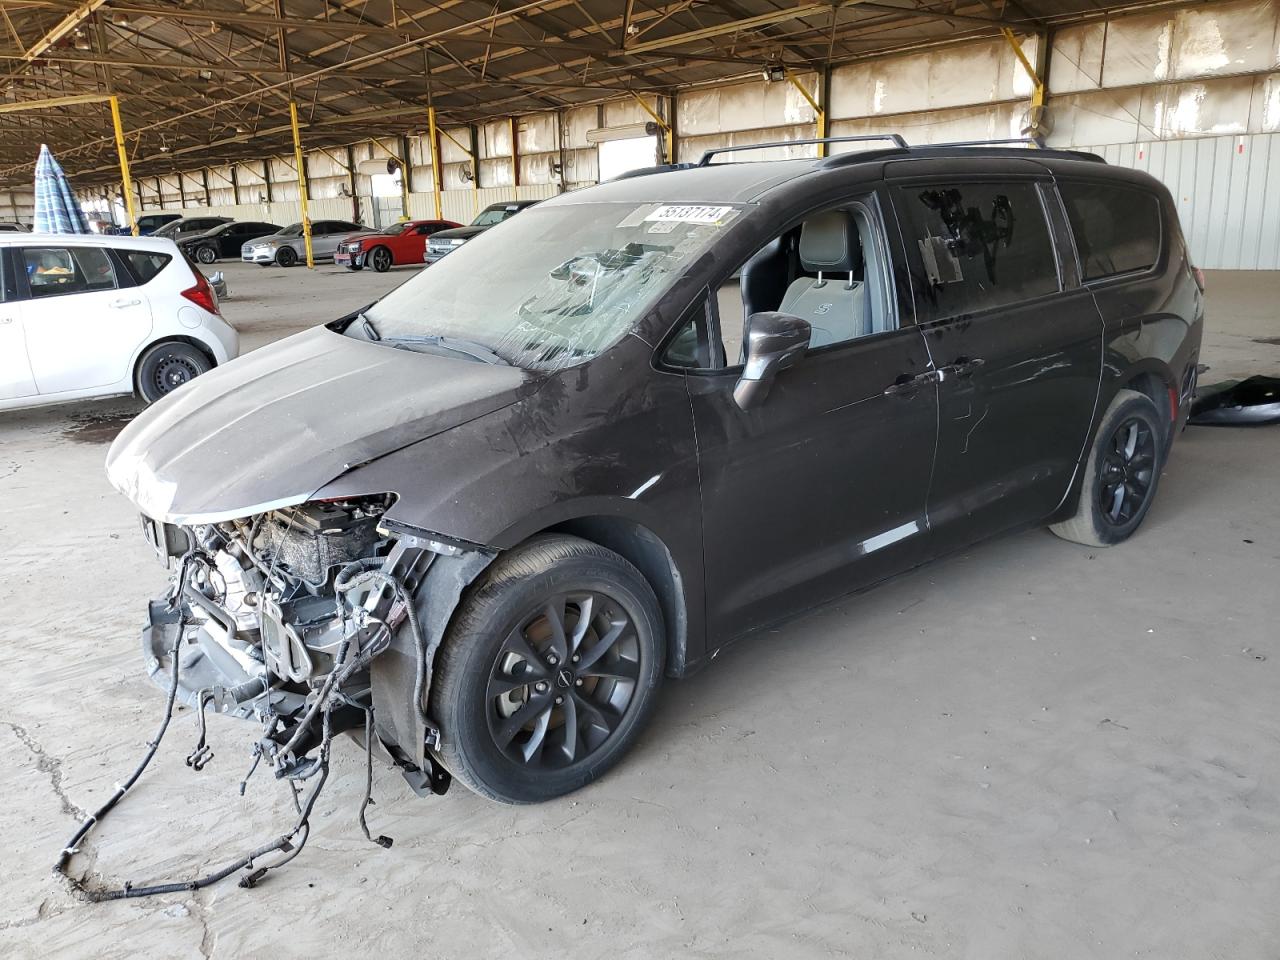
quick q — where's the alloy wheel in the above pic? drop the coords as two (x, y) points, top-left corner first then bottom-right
(196, 245), (216, 264)
(372, 247), (392, 272)
(485, 591), (641, 769)
(1098, 417), (1156, 526)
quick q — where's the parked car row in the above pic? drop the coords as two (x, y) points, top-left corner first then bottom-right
(92, 200), (540, 272)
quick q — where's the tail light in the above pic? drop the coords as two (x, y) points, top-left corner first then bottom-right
(181, 262), (220, 315)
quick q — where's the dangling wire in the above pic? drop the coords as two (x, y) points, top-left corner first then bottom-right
(358, 706), (393, 849)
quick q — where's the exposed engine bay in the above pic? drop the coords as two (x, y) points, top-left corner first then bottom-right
(56, 495), (493, 899)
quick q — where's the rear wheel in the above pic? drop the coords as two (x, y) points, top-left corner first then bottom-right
(431, 535), (665, 803)
(275, 246), (298, 267)
(1050, 388), (1165, 547)
(195, 245), (217, 264)
(136, 341), (213, 403)
(370, 246), (393, 272)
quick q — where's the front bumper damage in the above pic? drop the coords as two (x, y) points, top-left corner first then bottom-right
(57, 497), (493, 899)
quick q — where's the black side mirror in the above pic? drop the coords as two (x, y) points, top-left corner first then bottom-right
(733, 311), (811, 410)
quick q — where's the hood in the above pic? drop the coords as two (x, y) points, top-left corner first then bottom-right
(429, 225), (488, 242)
(106, 326), (534, 525)
(250, 232), (295, 246)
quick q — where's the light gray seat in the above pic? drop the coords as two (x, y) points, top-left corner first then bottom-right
(779, 211), (868, 348)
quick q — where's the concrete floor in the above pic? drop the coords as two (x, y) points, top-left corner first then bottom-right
(1, 263), (1277, 959)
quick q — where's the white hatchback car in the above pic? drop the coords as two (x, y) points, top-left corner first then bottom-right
(0, 234), (238, 411)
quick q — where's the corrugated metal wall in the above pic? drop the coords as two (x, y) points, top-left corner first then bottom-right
(1086, 133), (1280, 270)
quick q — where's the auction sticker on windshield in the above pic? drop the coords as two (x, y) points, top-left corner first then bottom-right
(644, 204), (735, 224)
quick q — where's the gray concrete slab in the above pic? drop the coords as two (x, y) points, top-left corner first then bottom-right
(1, 263), (1277, 959)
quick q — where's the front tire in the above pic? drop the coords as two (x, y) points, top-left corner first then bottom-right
(136, 341), (213, 403)
(431, 535), (666, 804)
(195, 245), (217, 264)
(275, 246), (298, 267)
(1050, 388), (1165, 547)
(370, 246), (393, 272)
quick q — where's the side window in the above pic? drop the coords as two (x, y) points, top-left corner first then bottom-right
(23, 246), (118, 298)
(1059, 182), (1161, 281)
(415, 224), (435, 235)
(121, 250), (172, 284)
(661, 296), (714, 369)
(663, 198), (894, 370)
(899, 180), (1059, 322)
(0, 249), (12, 302)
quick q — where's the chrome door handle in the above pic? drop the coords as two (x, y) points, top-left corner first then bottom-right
(0, 316), (12, 325)
(110, 298), (141, 308)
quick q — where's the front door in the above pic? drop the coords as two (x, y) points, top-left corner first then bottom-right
(18, 244), (152, 395)
(0, 249), (36, 400)
(890, 171), (1103, 548)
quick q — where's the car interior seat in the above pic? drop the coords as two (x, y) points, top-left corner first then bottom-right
(779, 211), (868, 348)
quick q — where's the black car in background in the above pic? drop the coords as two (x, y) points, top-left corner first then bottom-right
(180, 220), (282, 263)
(423, 199), (539, 264)
(107, 140), (1203, 806)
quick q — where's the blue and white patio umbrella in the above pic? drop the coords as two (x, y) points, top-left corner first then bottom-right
(33, 143), (91, 234)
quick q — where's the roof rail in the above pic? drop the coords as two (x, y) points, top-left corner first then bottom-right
(698, 134), (908, 166)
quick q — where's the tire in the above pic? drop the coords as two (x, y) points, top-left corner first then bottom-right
(195, 245), (217, 264)
(135, 340), (213, 403)
(275, 246), (298, 267)
(431, 534), (666, 804)
(1050, 388), (1166, 547)
(369, 246), (393, 272)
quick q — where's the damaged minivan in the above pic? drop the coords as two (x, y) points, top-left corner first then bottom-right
(106, 138), (1204, 805)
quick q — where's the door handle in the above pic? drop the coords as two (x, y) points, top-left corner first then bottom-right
(948, 356), (986, 377)
(883, 369), (942, 397)
(0, 316), (12, 325)
(110, 298), (141, 308)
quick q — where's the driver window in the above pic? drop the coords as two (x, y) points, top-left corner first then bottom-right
(711, 198), (892, 366)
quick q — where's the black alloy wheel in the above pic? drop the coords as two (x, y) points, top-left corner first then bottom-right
(195, 245), (217, 264)
(486, 591), (641, 769)
(370, 246), (393, 272)
(1098, 417), (1156, 527)
(431, 534), (665, 803)
(276, 246), (298, 267)
(1049, 388), (1165, 547)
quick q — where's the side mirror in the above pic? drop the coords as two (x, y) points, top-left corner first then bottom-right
(733, 311), (811, 409)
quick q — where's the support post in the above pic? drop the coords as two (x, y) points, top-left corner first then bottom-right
(231, 165), (240, 205)
(108, 95), (138, 235)
(630, 92), (672, 164)
(201, 168), (211, 206)
(399, 134), (413, 219)
(346, 145), (359, 222)
(469, 124), (480, 218)
(288, 99), (314, 268)
(427, 106), (443, 220)
(1001, 27), (1048, 146)
(263, 160), (273, 202)
(784, 70), (825, 157)
(509, 116), (520, 187)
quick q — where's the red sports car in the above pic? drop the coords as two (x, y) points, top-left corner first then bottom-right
(335, 219), (461, 272)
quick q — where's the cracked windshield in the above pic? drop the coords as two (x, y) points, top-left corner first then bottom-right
(359, 201), (742, 370)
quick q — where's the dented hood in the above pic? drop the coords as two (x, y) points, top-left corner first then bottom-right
(106, 325), (532, 525)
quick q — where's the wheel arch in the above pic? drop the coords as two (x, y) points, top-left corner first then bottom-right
(131, 335), (219, 394)
(535, 515), (690, 679)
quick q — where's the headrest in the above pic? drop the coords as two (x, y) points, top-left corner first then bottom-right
(798, 211), (862, 273)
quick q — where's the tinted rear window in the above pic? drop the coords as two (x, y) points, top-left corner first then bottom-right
(1059, 182), (1161, 281)
(900, 180), (1060, 321)
(122, 250), (172, 283)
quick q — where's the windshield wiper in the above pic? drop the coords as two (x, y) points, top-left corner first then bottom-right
(359, 312), (381, 341)
(385, 334), (510, 365)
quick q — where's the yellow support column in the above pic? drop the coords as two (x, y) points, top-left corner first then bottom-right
(428, 106), (443, 220)
(783, 70), (825, 158)
(108, 95), (138, 236)
(288, 100), (314, 268)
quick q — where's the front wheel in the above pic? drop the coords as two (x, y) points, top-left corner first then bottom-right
(275, 246), (298, 267)
(195, 245), (217, 264)
(431, 535), (666, 804)
(136, 341), (213, 403)
(1050, 388), (1166, 547)
(369, 246), (393, 272)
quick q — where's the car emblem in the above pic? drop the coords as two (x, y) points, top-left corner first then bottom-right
(814, 303), (832, 315)
(555, 668), (574, 689)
